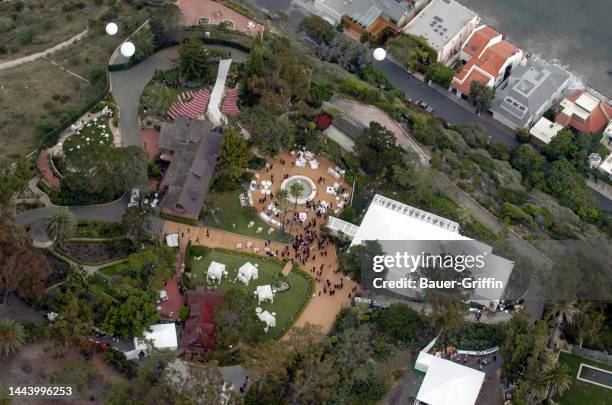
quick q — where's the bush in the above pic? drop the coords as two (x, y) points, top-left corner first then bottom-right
(103, 349), (137, 377)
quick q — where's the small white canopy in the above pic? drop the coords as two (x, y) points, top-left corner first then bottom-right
(256, 310), (276, 332)
(159, 290), (168, 300)
(256, 285), (274, 304)
(207, 261), (226, 283)
(237, 262), (259, 285)
(166, 234), (179, 247)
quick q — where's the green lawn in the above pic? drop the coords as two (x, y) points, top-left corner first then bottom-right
(63, 117), (113, 156)
(201, 189), (292, 243)
(185, 247), (312, 338)
(555, 352), (612, 405)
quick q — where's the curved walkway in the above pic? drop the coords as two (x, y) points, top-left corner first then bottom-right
(0, 29), (88, 71)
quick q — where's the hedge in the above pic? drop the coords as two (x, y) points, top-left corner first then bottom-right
(160, 213), (198, 226)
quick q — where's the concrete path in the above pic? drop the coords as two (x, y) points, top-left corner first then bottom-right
(0, 29), (88, 71)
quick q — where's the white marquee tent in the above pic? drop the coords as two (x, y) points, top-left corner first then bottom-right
(207, 261), (226, 284)
(237, 262), (259, 285)
(166, 234), (179, 247)
(125, 323), (178, 360)
(416, 356), (485, 405)
(256, 285), (274, 304)
(256, 310), (276, 332)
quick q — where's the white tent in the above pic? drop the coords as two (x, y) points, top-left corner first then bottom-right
(237, 262), (259, 285)
(416, 356), (485, 405)
(126, 323), (178, 360)
(256, 310), (276, 332)
(207, 261), (226, 284)
(166, 234), (179, 247)
(256, 285), (274, 304)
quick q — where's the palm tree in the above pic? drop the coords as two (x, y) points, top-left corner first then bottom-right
(288, 182), (304, 234)
(46, 208), (76, 247)
(0, 318), (26, 356)
(276, 189), (290, 236)
(544, 359), (572, 401)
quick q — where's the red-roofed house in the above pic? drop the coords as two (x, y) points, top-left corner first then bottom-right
(182, 287), (225, 353)
(554, 90), (612, 134)
(450, 26), (523, 98)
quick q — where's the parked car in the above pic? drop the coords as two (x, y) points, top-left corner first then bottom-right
(416, 100), (435, 114)
(128, 189), (140, 207)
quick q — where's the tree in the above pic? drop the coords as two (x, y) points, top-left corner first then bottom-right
(289, 181), (304, 213)
(61, 145), (147, 205)
(299, 15), (336, 44)
(388, 33), (437, 73)
(427, 300), (467, 344)
(241, 106), (295, 156)
(0, 318), (25, 356)
(543, 358), (572, 401)
(102, 287), (158, 338)
(515, 127), (532, 143)
(356, 121), (405, 179)
(178, 37), (212, 83)
(215, 124), (250, 189)
(120, 206), (151, 249)
(316, 34), (371, 74)
(276, 189), (290, 235)
(543, 129), (577, 161)
(0, 222), (52, 305)
(469, 81), (495, 113)
(511, 144), (546, 188)
(50, 295), (94, 346)
(0, 158), (31, 219)
(131, 27), (155, 62)
(214, 288), (263, 348)
(149, 3), (181, 47)
(243, 340), (292, 400)
(375, 303), (426, 343)
(141, 83), (176, 116)
(46, 208), (76, 247)
(426, 62), (454, 88)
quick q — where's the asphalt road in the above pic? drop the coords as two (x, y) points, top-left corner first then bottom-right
(374, 59), (520, 149)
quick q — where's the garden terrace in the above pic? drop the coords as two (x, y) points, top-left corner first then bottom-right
(184, 247), (312, 338)
(57, 240), (134, 266)
(62, 117), (113, 156)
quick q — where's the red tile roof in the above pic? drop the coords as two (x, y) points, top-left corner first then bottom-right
(182, 288), (225, 352)
(555, 90), (612, 134)
(452, 26), (520, 95)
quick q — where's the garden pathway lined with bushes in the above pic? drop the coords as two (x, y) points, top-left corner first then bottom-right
(163, 221), (358, 335)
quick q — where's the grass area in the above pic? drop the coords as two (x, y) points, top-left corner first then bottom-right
(63, 117), (113, 156)
(185, 248), (312, 338)
(201, 189), (292, 243)
(555, 352), (612, 405)
(75, 221), (122, 239)
(0, 3), (151, 160)
(0, 0), (107, 61)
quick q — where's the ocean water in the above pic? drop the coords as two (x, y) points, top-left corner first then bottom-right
(460, 0), (612, 96)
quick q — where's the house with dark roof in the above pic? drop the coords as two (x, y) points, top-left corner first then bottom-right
(490, 58), (572, 130)
(158, 118), (223, 220)
(450, 25), (523, 98)
(341, 0), (415, 38)
(182, 287), (225, 353)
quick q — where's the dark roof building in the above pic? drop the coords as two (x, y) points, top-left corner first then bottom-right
(182, 288), (225, 353)
(159, 118), (223, 220)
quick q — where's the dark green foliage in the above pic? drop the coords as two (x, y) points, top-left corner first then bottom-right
(299, 15), (336, 44)
(426, 62), (454, 88)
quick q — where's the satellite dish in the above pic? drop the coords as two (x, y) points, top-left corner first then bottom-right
(105, 22), (118, 36)
(373, 47), (386, 61)
(120, 42), (136, 58)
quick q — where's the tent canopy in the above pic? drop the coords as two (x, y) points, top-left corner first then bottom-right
(416, 356), (485, 405)
(207, 261), (226, 281)
(257, 310), (276, 328)
(237, 262), (258, 284)
(166, 234), (179, 247)
(256, 285), (274, 304)
(134, 323), (178, 352)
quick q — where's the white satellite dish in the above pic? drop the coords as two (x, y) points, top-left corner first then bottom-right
(373, 47), (386, 61)
(120, 42), (136, 58)
(105, 22), (118, 36)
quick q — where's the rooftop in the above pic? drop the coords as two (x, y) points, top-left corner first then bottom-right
(529, 117), (564, 144)
(417, 356), (485, 405)
(491, 57), (572, 128)
(555, 90), (612, 134)
(182, 288), (225, 351)
(345, 0), (410, 28)
(403, 0), (478, 52)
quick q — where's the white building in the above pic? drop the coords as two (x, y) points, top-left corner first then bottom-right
(402, 0), (480, 65)
(327, 194), (514, 309)
(601, 120), (612, 151)
(529, 117), (565, 144)
(598, 153), (612, 178)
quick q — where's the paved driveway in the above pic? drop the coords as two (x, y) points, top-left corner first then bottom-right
(110, 47), (180, 147)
